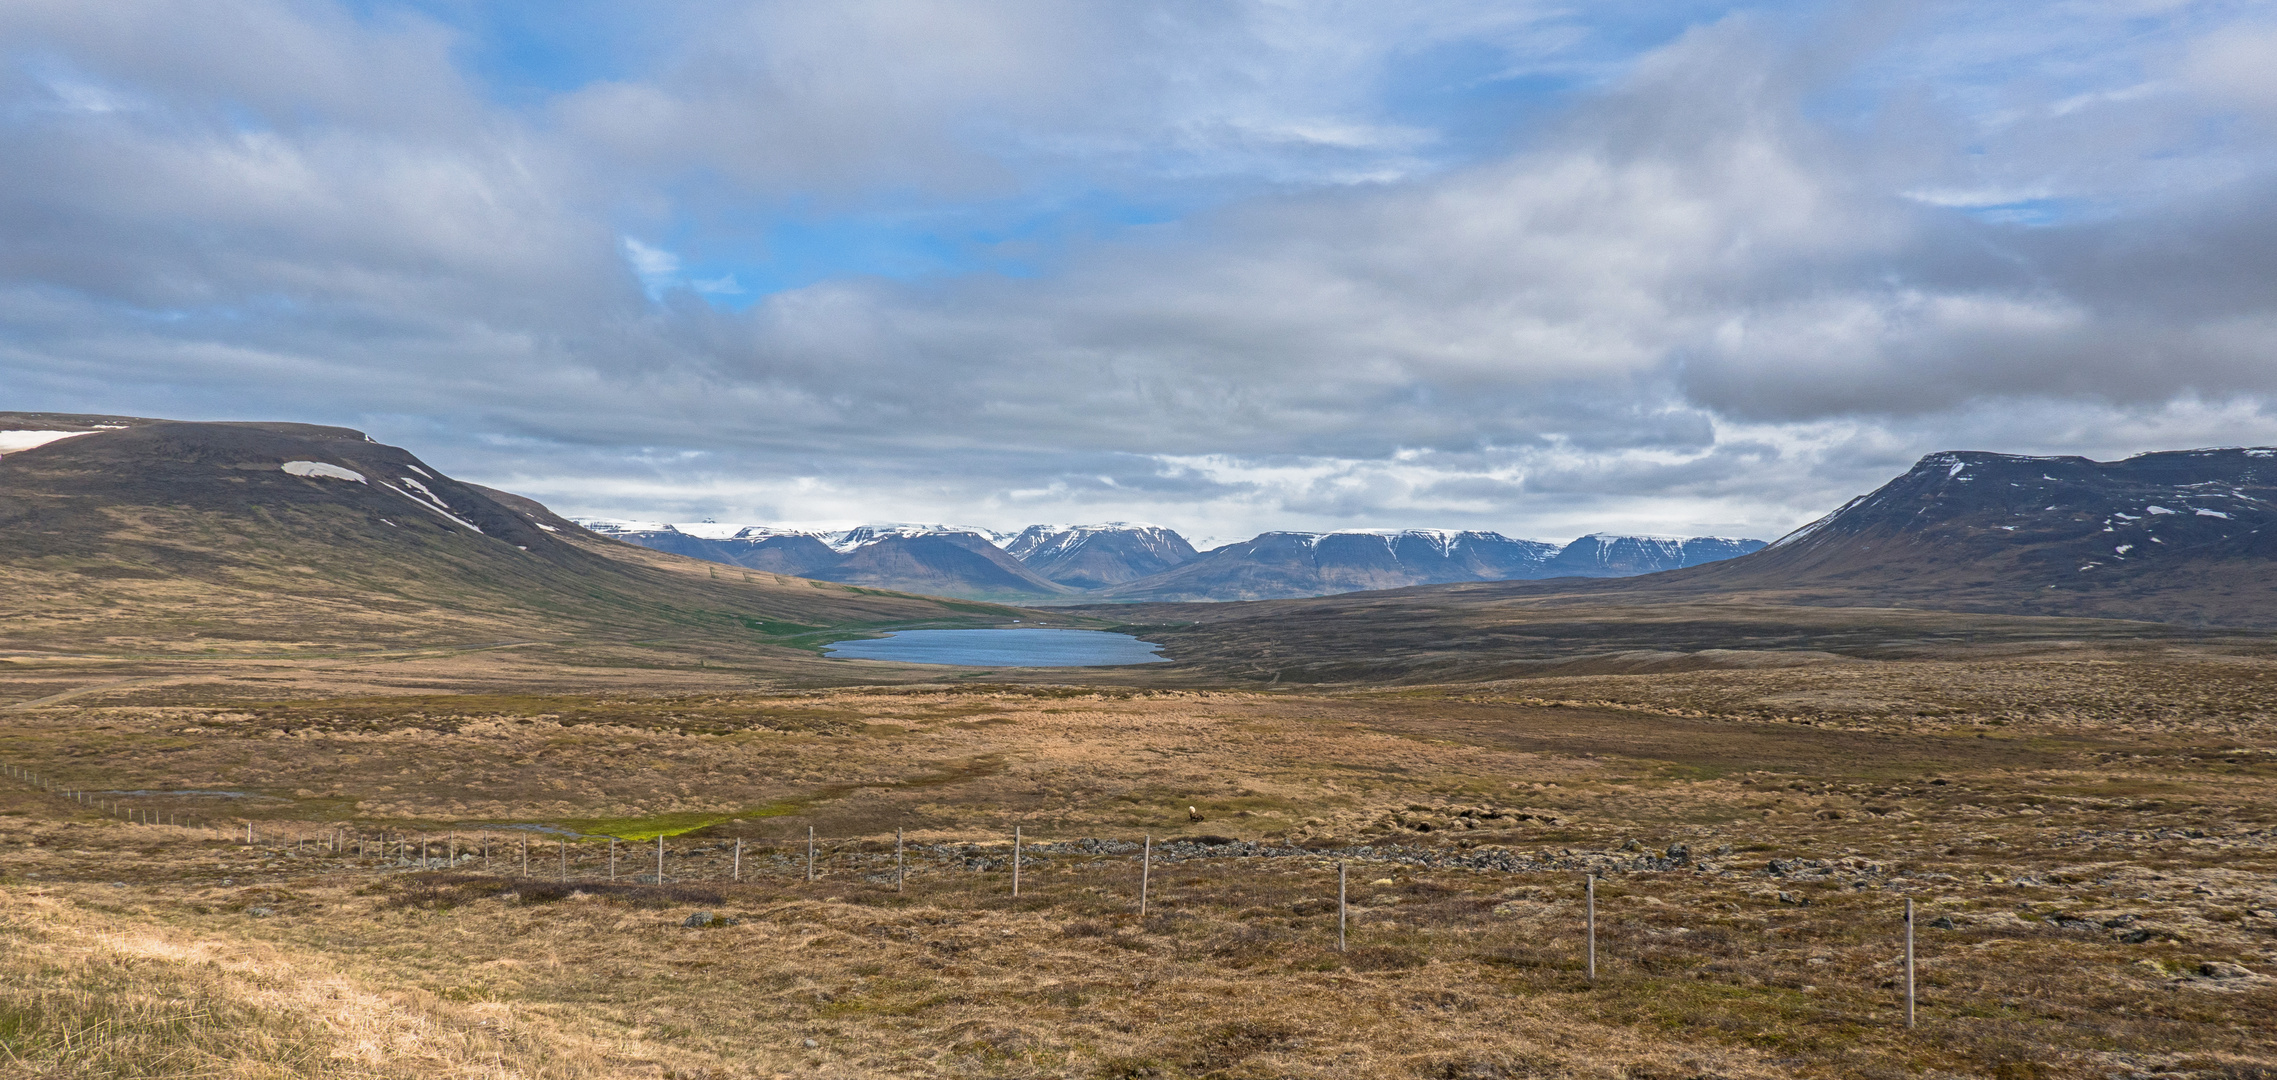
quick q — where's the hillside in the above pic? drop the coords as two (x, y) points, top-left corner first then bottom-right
(1652, 447), (2277, 626)
(0, 417), (1015, 659)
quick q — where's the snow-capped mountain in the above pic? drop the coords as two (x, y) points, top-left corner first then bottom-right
(823, 523), (1019, 554)
(1098, 529), (1565, 602)
(573, 517), (1772, 604)
(1539, 534), (1767, 578)
(572, 520), (1066, 600)
(1002, 523), (1198, 589)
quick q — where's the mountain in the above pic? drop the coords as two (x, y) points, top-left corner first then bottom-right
(1002, 523), (1197, 589)
(1540, 534), (1767, 577)
(1652, 447), (2277, 626)
(805, 530), (1076, 601)
(1098, 530), (1563, 602)
(578, 521), (1073, 602)
(825, 523), (1019, 552)
(0, 415), (1012, 658)
(578, 521), (842, 576)
(583, 515), (1770, 604)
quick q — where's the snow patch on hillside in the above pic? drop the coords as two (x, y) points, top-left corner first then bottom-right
(0, 430), (95, 454)
(281, 461), (366, 483)
(383, 477), (482, 533)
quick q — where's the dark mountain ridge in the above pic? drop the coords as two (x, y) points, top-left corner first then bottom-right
(1653, 447), (2277, 625)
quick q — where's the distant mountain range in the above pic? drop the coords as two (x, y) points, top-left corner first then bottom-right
(578, 519), (1767, 603)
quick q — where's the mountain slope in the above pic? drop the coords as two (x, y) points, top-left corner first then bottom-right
(0, 418), (1012, 656)
(1652, 447), (2277, 625)
(1003, 523), (1197, 588)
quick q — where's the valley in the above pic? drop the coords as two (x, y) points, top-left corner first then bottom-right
(3, 418), (2275, 1078)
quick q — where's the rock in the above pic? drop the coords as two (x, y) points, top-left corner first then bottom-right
(682, 911), (740, 928)
(803, 1038), (818, 1049)
(1777, 891), (1810, 906)
(1664, 843), (1690, 862)
(246, 906), (273, 918)
(2199, 961), (2256, 980)
(1619, 839), (1644, 852)
(1930, 916), (1957, 930)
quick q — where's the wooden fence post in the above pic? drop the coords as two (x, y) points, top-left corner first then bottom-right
(559, 839), (567, 882)
(806, 826), (815, 883)
(610, 838), (617, 882)
(1338, 861), (1348, 952)
(1139, 834), (1151, 918)
(1905, 898), (1917, 1029)
(733, 838), (743, 882)
(1586, 875), (1597, 984)
(521, 837), (529, 877)
(656, 834), (665, 885)
(896, 828), (905, 893)
(1012, 826), (1022, 899)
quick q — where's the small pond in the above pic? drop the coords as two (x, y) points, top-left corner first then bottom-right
(822, 628), (1171, 667)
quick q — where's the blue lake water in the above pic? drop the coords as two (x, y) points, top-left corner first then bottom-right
(822, 628), (1171, 667)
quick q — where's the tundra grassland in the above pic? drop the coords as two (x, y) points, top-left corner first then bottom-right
(2, 647), (2274, 1079)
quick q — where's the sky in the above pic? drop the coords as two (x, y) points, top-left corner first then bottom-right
(4, 1), (2276, 548)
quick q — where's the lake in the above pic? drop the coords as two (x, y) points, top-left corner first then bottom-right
(822, 628), (1171, 667)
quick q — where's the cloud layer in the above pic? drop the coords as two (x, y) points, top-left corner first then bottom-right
(3, 1), (2275, 545)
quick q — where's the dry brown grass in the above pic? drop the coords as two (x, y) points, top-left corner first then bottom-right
(3, 649), (2275, 1077)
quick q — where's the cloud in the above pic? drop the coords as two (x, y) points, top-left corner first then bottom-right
(2, 2), (2277, 546)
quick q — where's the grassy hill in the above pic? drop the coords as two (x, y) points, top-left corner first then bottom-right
(0, 417), (1016, 663)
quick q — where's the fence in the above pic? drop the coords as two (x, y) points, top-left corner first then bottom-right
(1, 763), (1927, 1027)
